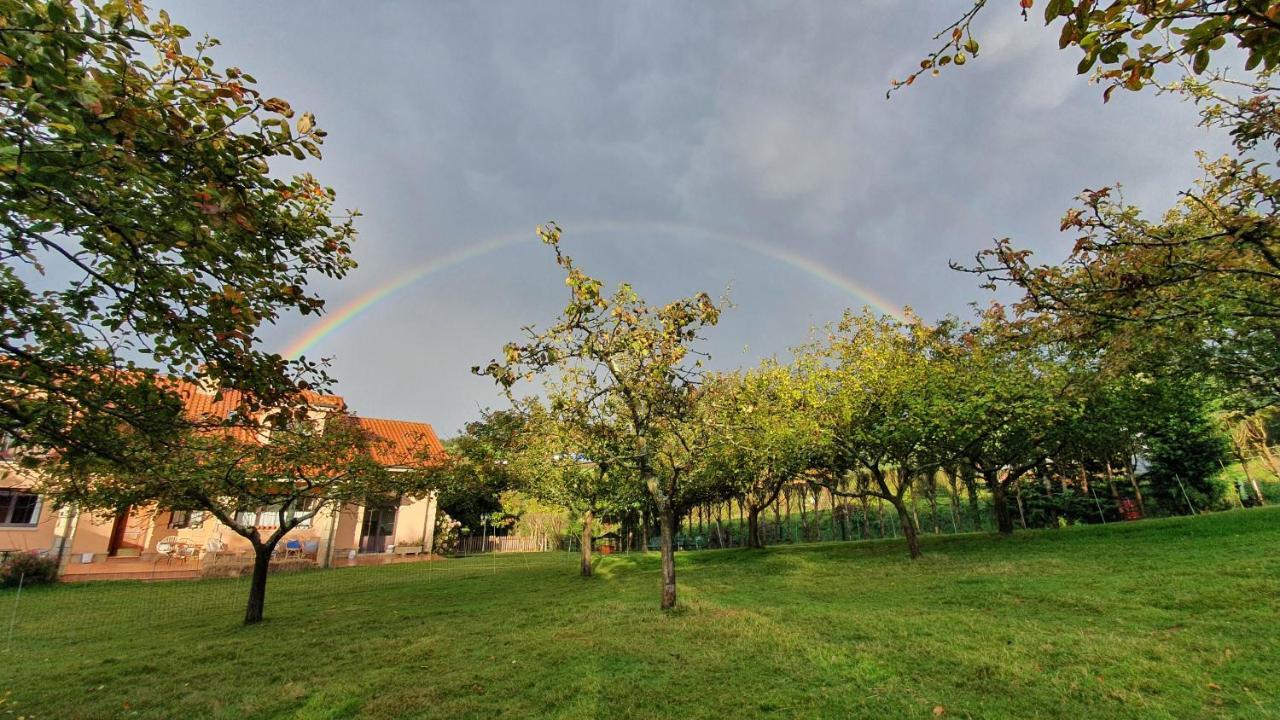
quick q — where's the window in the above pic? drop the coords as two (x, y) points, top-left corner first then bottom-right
(168, 510), (205, 529)
(292, 498), (319, 529)
(0, 489), (40, 526)
(235, 499), (320, 529)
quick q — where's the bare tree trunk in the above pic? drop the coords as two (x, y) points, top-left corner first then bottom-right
(944, 470), (961, 533)
(659, 503), (677, 610)
(812, 486), (823, 540)
(1257, 441), (1280, 484)
(1015, 480), (1028, 530)
(926, 473), (941, 534)
(1104, 461), (1121, 503)
(778, 486), (788, 538)
(988, 472), (1015, 536)
(909, 481), (922, 535)
(244, 542), (274, 624)
(793, 486), (803, 538)
(1043, 473), (1059, 527)
(859, 494), (871, 539)
(963, 467), (982, 531)
(1230, 433), (1268, 506)
(580, 509), (593, 578)
(1126, 454), (1147, 517)
(746, 504), (763, 549)
(892, 498), (921, 559)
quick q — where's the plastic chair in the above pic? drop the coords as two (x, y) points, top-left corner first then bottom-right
(175, 542), (199, 563)
(302, 539), (320, 558)
(283, 538), (304, 559)
(155, 536), (179, 562)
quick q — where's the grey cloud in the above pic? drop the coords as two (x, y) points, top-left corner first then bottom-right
(162, 1), (1229, 434)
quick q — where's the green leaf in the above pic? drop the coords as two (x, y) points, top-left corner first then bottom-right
(1192, 49), (1209, 74)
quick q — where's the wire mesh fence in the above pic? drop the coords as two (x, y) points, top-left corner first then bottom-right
(0, 494), (1008, 661)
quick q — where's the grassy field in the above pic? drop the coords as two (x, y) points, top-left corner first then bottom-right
(2, 508), (1278, 719)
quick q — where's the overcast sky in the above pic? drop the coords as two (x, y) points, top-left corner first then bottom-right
(163, 1), (1226, 436)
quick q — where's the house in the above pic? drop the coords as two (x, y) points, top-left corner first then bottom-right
(0, 379), (447, 576)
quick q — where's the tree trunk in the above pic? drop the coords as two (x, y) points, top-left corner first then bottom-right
(243, 543), (273, 625)
(1015, 479), (1028, 530)
(909, 483), (922, 536)
(859, 494), (871, 539)
(640, 508), (650, 550)
(988, 472), (1015, 536)
(746, 505), (763, 549)
(812, 487), (823, 540)
(778, 486), (788, 538)
(963, 467), (982, 532)
(892, 498), (921, 559)
(659, 503), (677, 610)
(944, 471), (961, 533)
(793, 486), (803, 538)
(580, 509), (593, 578)
(1043, 473), (1059, 528)
(1104, 461), (1121, 503)
(1126, 454), (1147, 517)
(1230, 433), (1268, 506)
(1257, 440), (1280, 485)
(926, 474), (941, 534)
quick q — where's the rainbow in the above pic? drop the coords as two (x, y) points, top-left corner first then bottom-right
(281, 221), (907, 360)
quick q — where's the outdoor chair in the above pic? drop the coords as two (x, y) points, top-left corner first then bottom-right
(175, 542), (200, 563)
(302, 539), (320, 559)
(155, 536), (180, 562)
(283, 538), (304, 559)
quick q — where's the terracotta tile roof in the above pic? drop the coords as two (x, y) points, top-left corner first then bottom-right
(170, 379), (438, 469)
(174, 382), (346, 422)
(351, 416), (445, 468)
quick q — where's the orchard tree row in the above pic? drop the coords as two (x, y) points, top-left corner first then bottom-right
(455, 222), (1258, 609)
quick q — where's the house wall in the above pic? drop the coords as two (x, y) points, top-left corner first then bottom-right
(393, 495), (434, 550)
(0, 462), (59, 555)
(327, 504), (363, 561)
(66, 510), (120, 560)
(4, 466), (439, 569)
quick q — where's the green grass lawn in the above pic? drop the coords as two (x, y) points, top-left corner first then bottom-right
(3, 508), (1278, 719)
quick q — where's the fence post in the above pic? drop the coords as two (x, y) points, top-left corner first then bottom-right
(5, 571), (24, 654)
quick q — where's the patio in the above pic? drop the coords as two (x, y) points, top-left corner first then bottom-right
(59, 549), (446, 582)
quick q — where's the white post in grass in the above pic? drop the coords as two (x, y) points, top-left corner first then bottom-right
(1174, 475), (1198, 515)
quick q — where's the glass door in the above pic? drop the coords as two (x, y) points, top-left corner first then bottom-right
(358, 506), (397, 553)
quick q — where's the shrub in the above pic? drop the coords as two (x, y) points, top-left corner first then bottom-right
(433, 511), (462, 554)
(0, 551), (59, 588)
